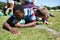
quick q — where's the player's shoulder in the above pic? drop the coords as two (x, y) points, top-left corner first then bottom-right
(9, 15), (15, 19)
(24, 8), (34, 14)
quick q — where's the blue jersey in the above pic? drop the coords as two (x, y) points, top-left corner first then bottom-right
(7, 8), (36, 26)
(24, 8), (36, 23)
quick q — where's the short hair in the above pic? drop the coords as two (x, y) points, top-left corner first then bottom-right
(13, 4), (24, 13)
(36, 7), (49, 17)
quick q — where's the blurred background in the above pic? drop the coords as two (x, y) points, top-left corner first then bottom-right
(0, 0), (60, 11)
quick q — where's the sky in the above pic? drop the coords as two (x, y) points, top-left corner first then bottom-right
(34, 0), (60, 7)
(0, 0), (60, 7)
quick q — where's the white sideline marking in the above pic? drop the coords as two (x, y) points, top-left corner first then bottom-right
(35, 25), (60, 36)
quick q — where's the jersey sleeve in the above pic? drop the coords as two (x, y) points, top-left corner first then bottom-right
(7, 16), (15, 27)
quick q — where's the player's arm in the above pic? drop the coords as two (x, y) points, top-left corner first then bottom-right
(3, 16), (20, 34)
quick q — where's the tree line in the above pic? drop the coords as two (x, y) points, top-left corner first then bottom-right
(0, 2), (60, 10)
(44, 6), (60, 10)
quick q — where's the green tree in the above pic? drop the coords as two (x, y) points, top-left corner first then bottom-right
(51, 7), (57, 10)
(0, 2), (6, 10)
(44, 6), (51, 10)
(56, 6), (60, 9)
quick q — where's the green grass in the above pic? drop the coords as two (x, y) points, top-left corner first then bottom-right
(0, 11), (60, 40)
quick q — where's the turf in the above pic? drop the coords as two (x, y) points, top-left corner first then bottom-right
(0, 11), (60, 40)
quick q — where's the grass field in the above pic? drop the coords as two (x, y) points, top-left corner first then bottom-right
(0, 11), (60, 40)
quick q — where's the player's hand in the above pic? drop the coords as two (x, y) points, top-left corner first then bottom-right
(10, 28), (20, 35)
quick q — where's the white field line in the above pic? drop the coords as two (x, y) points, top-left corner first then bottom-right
(35, 25), (60, 36)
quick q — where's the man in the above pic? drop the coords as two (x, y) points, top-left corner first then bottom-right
(3, 0), (14, 16)
(22, 0), (49, 24)
(3, 5), (36, 35)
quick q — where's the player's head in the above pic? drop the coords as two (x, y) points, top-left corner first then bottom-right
(13, 4), (24, 19)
